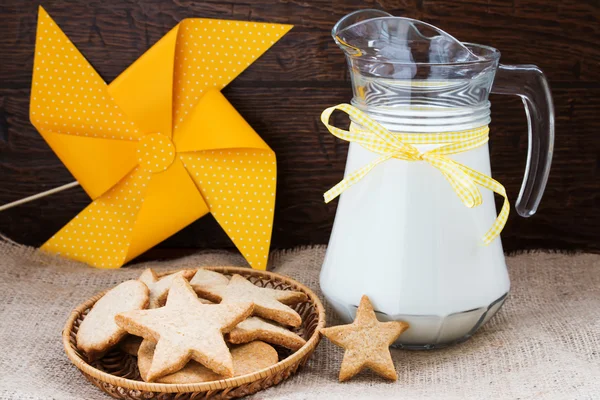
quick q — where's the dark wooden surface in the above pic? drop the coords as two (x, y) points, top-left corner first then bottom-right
(0, 0), (598, 259)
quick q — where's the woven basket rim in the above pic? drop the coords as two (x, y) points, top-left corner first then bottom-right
(62, 266), (326, 393)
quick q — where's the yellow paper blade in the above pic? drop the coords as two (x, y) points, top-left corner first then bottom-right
(172, 18), (293, 134)
(42, 167), (152, 269)
(180, 150), (276, 270)
(175, 88), (277, 269)
(32, 6), (144, 199)
(125, 158), (210, 262)
(31, 7), (142, 141)
(174, 89), (270, 153)
(108, 26), (179, 138)
(38, 130), (139, 200)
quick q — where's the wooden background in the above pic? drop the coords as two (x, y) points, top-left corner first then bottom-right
(0, 0), (598, 259)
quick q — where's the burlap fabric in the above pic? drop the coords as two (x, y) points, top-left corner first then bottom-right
(0, 239), (598, 400)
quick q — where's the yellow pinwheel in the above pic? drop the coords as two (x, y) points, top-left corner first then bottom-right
(30, 7), (292, 269)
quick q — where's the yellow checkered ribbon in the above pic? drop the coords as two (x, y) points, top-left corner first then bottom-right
(321, 104), (509, 245)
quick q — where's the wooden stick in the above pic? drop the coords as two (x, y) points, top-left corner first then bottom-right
(0, 181), (80, 212)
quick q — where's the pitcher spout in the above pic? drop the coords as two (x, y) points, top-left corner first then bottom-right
(332, 9), (393, 56)
(333, 10), (479, 65)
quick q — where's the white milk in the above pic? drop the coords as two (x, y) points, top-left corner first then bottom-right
(320, 129), (510, 347)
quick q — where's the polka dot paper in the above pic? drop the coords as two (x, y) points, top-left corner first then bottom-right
(31, 7), (291, 269)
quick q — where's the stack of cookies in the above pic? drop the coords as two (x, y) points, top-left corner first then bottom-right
(75, 268), (308, 383)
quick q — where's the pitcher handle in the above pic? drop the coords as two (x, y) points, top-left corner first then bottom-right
(491, 64), (555, 217)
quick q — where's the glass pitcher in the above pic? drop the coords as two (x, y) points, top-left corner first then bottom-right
(319, 10), (554, 349)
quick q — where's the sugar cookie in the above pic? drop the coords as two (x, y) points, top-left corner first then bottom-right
(320, 295), (409, 382)
(229, 316), (306, 351)
(76, 280), (149, 361)
(193, 274), (307, 327)
(138, 268), (195, 308)
(138, 340), (278, 383)
(115, 276), (253, 381)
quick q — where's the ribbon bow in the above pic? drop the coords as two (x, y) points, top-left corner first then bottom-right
(31, 7), (292, 269)
(321, 104), (510, 244)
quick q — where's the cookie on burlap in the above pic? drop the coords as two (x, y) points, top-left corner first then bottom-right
(320, 295), (409, 382)
(76, 280), (149, 361)
(193, 274), (307, 327)
(138, 340), (278, 383)
(229, 316), (306, 351)
(115, 276), (253, 381)
(138, 268), (195, 308)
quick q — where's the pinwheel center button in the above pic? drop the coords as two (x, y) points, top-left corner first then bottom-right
(136, 133), (176, 173)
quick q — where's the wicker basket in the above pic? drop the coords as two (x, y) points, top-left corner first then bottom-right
(62, 266), (326, 399)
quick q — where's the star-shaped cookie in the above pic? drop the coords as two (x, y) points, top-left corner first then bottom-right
(228, 316), (307, 351)
(193, 274), (307, 327)
(115, 276), (253, 381)
(320, 295), (409, 382)
(138, 268), (195, 308)
(137, 340), (278, 383)
(189, 268), (230, 294)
